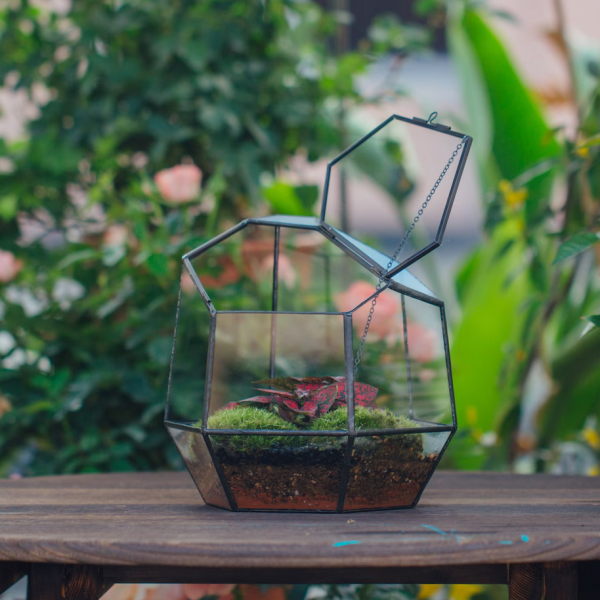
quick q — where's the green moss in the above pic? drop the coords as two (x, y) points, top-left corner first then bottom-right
(309, 406), (418, 431)
(205, 406), (298, 431)
(197, 406), (304, 451)
(199, 405), (422, 453)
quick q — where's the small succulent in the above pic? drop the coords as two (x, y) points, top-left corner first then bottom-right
(224, 376), (378, 425)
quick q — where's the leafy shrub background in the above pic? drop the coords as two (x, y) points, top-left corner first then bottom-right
(0, 0), (600, 488)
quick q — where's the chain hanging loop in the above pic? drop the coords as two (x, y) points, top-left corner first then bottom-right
(353, 134), (468, 374)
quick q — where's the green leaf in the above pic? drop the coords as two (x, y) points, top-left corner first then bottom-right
(452, 8), (560, 223)
(147, 253), (169, 276)
(262, 181), (310, 216)
(553, 232), (600, 264)
(578, 134), (600, 150)
(0, 195), (17, 220)
(585, 315), (600, 328)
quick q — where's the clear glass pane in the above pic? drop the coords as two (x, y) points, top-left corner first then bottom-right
(190, 223), (275, 311)
(210, 433), (346, 510)
(329, 226), (436, 298)
(209, 312), (347, 419)
(166, 425), (231, 510)
(350, 287), (451, 429)
(166, 268), (211, 423)
(252, 215), (321, 228)
(343, 430), (450, 510)
(273, 229), (381, 313)
(323, 119), (468, 267)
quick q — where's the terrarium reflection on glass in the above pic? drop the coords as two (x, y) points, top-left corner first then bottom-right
(165, 114), (471, 512)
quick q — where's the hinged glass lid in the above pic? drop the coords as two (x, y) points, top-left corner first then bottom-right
(320, 113), (472, 276)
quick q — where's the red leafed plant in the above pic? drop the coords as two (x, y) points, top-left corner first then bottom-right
(224, 376), (378, 424)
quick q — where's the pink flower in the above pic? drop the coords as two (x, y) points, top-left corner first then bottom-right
(405, 321), (437, 363)
(183, 584), (235, 600)
(0, 249), (23, 283)
(335, 280), (399, 340)
(154, 164), (202, 203)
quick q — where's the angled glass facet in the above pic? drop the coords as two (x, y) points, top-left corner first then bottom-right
(343, 430), (451, 511)
(189, 223), (274, 312)
(166, 268), (212, 424)
(208, 312), (347, 420)
(322, 117), (469, 271)
(350, 286), (452, 431)
(210, 433), (346, 510)
(166, 425), (231, 510)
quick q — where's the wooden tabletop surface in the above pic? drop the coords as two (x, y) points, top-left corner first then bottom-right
(1, 470), (599, 570)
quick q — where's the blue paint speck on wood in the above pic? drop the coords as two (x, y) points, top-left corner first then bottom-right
(332, 540), (361, 547)
(521, 535), (529, 542)
(499, 540), (513, 545)
(422, 524), (447, 535)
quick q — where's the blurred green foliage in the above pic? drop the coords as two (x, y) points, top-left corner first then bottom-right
(444, 2), (600, 474)
(0, 0), (386, 475)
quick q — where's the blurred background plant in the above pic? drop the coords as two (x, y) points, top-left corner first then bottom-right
(1, 0), (600, 599)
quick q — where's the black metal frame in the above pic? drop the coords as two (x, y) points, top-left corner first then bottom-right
(165, 113), (470, 513)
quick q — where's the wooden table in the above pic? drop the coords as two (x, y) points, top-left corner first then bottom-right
(0, 471), (599, 600)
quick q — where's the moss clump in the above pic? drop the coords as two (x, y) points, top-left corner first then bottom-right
(198, 406), (304, 451)
(309, 406), (417, 431)
(200, 405), (422, 453)
(205, 406), (298, 431)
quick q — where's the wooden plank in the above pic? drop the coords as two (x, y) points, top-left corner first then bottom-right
(0, 561), (27, 595)
(28, 564), (105, 600)
(103, 564), (507, 585)
(543, 562), (577, 600)
(0, 471), (599, 568)
(508, 563), (543, 600)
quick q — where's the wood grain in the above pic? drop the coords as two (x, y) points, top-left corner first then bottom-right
(28, 564), (105, 600)
(0, 471), (599, 569)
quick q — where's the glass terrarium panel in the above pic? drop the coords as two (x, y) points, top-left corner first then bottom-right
(351, 287), (451, 429)
(251, 215), (321, 228)
(208, 312), (347, 421)
(329, 227), (436, 299)
(210, 433), (346, 510)
(343, 430), (450, 511)
(274, 228), (381, 313)
(166, 425), (231, 510)
(189, 223), (275, 312)
(323, 118), (468, 268)
(166, 268), (211, 423)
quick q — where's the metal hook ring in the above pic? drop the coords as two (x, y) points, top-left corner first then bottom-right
(427, 111), (438, 124)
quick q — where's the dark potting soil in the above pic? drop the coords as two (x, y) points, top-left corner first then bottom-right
(215, 441), (346, 510)
(344, 436), (438, 509)
(214, 435), (438, 511)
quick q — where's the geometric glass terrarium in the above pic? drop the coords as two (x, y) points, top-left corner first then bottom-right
(165, 114), (472, 512)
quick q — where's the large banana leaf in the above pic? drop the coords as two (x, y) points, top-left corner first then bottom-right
(448, 7), (561, 225)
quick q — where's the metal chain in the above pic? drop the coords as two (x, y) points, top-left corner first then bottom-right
(353, 134), (468, 374)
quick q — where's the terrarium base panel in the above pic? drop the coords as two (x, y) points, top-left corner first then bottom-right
(344, 432), (450, 510)
(211, 437), (345, 511)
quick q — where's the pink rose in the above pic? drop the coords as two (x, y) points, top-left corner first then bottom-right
(335, 280), (399, 340)
(154, 164), (202, 203)
(405, 321), (437, 363)
(0, 249), (23, 283)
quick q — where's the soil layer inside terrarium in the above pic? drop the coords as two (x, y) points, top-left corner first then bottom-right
(212, 433), (439, 511)
(344, 436), (439, 510)
(213, 439), (346, 510)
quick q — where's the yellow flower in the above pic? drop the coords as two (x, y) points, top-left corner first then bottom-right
(583, 426), (600, 450)
(449, 584), (484, 600)
(576, 146), (590, 159)
(466, 406), (477, 427)
(417, 584), (442, 599)
(499, 179), (528, 208)
(587, 465), (599, 476)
